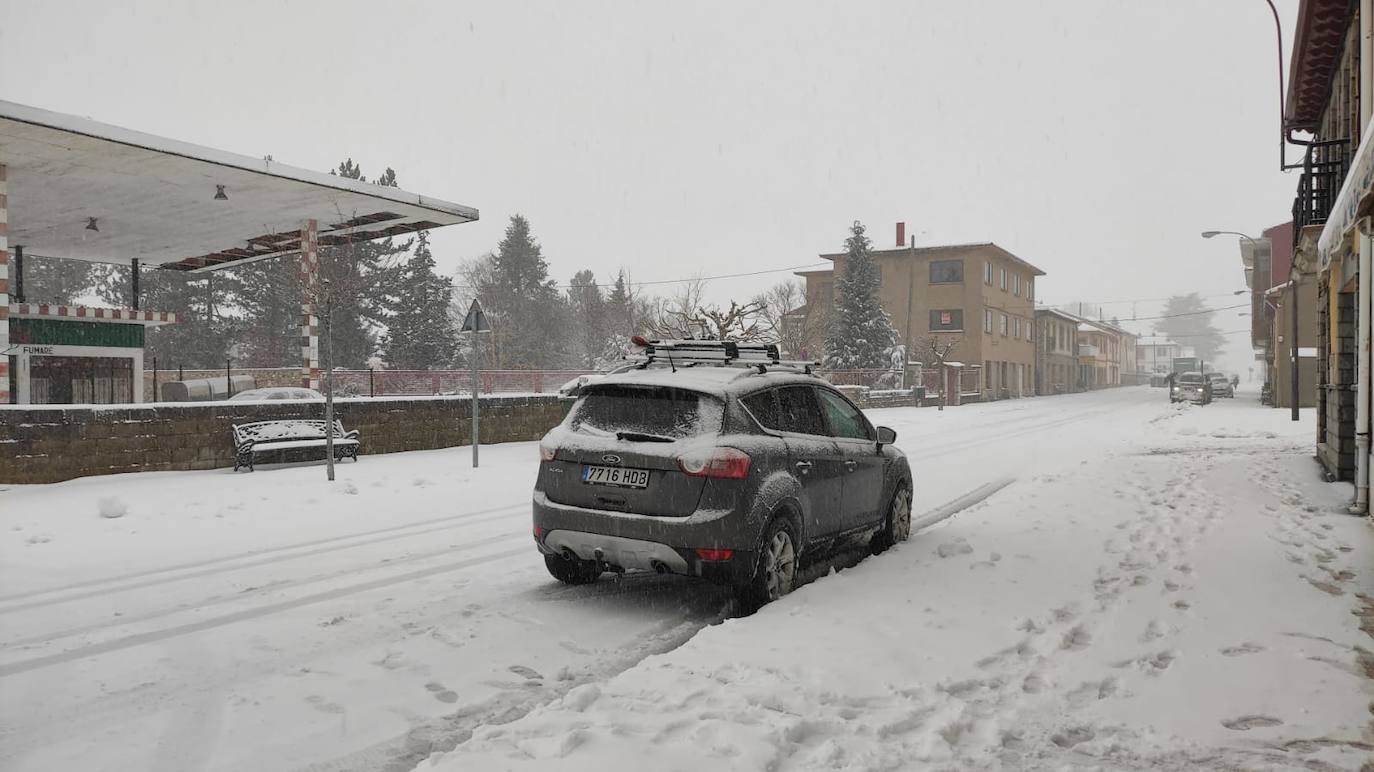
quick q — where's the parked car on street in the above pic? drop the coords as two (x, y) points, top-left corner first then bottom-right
(1170, 372), (1211, 405)
(228, 387), (325, 402)
(532, 339), (913, 609)
(1208, 373), (1234, 399)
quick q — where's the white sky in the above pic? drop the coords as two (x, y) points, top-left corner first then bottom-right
(0, 0), (1301, 375)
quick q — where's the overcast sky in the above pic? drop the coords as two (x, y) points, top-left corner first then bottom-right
(1, 0), (1300, 375)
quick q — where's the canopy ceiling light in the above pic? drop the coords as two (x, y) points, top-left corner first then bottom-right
(85, 217), (99, 232)
(214, 184), (228, 201)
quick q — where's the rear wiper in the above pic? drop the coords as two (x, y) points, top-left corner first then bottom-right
(615, 431), (676, 443)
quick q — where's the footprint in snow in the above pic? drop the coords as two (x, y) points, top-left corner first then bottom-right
(1221, 715), (1283, 731)
(508, 664), (543, 680)
(1219, 642), (1265, 657)
(1050, 726), (1096, 747)
(1060, 625), (1093, 651)
(424, 682), (459, 703)
(937, 542), (973, 558)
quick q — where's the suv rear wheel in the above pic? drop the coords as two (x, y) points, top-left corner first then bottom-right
(544, 553), (603, 585)
(871, 484), (913, 554)
(735, 518), (798, 611)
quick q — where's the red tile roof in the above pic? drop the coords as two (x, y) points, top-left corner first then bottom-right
(1286, 0), (1355, 131)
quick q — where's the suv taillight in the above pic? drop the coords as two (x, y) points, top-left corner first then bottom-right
(678, 447), (751, 479)
(539, 442), (558, 462)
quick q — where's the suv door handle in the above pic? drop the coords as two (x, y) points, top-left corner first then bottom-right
(794, 460), (813, 474)
(843, 460), (858, 471)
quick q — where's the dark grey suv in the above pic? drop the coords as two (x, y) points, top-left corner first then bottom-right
(532, 351), (912, 608)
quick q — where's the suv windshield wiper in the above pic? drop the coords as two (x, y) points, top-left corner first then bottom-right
(616, 431), (676, 443)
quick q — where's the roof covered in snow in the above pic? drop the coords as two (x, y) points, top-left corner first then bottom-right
(0, 100), (478, 272)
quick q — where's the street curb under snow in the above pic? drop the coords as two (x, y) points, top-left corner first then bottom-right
(911, 476), (1016, 533)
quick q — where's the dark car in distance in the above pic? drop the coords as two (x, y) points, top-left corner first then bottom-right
(532, 341), (913, 609)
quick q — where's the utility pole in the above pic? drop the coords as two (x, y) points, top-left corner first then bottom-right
(461, 299), (491, 468)
(323, 279), (335, 482)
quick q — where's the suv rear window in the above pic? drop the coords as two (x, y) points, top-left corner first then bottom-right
(1179, 373), (1204, 384)
(569, 385), (722, 439)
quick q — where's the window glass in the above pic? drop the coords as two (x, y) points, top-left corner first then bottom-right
(999, 313), (1009, 335)
(984, 261), (993, 284)
(817, 389), (871, 440)
(741, 390), (780, 429)
(1000, 269), (1007, 290)
(571, 385), (722, 438)
(929, 259), (963, 284)
(1012, 274), (1020, 295)
(773, 386), (827, 436)
(984, 309), (992, 333)
(929, 309), (963, 331)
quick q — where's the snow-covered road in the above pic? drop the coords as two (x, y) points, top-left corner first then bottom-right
(2, 387), (1370, 771)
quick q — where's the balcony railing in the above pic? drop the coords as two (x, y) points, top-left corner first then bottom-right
(1292, 139), (1350, 246)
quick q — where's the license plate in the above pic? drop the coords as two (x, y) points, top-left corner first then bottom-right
(582, 465), (650, 488)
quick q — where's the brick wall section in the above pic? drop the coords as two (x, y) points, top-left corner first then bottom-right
(0, 395), (566, 484)
(1319, 290), (1356, 481)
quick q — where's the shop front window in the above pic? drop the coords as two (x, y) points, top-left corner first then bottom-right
(30, 356), (134, 405)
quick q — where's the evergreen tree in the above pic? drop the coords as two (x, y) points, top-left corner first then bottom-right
(20, 255), (97, 305)
(221, 256), (299, 367)
(606, 271), (633, 331)
(317, 159), (413, 367)
(97, 265), (227, 368)
(381, 231), (460, 368)
(824, 220), (898, 369)
(1155, 293), (1226, 360)
(568, 269), (607, 368)
(481, 214), (573, 368)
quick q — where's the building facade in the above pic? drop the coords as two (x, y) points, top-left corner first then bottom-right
(1282, 0), (1362, 482)
(800, 229), (1046, 401)
(1035, 309), (1080, 395)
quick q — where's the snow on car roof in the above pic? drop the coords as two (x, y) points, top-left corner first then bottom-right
(593, 364), (817, 397)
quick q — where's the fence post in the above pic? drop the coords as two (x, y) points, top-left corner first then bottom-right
(226, 358), (233, 397)
(152, 356), (158, 403)
(369, 368), (375, 397)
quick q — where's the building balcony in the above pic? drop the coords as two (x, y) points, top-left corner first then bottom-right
(1292, 139), (1349, 246)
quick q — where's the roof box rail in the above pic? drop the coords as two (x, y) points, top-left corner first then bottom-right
(636, 338), (820, 374)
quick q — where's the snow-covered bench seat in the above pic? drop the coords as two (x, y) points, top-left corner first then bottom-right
(231, 419), (361, 472)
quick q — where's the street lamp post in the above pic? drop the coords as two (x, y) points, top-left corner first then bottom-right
(1203, 230), (1298, 421)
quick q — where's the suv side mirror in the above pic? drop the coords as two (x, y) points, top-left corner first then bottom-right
(876, 426), (897, 446)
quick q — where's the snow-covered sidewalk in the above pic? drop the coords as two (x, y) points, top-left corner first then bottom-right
(420, 394), (1374, 771)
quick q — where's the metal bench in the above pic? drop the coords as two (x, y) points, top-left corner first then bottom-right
(231, 419), (361, 472)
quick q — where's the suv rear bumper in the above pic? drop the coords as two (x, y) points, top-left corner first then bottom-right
(533, 492), (755, 585)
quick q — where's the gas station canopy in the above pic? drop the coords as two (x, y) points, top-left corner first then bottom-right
(0, 99), (478, 272)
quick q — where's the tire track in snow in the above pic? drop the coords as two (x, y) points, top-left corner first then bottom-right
(1, 529), (522, 650)
(0, 503), (528, 613)
(0, 543), (530, 678)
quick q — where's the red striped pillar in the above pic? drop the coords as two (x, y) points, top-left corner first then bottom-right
(299, 219), (320, 390)
(0, 164), (9, 404)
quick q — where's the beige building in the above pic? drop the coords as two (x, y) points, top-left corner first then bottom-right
(1035, 309), (1080, 395)
(799, 235), (1045, 400)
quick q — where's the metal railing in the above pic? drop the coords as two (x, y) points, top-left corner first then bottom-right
(1292, 138), (1349, 245)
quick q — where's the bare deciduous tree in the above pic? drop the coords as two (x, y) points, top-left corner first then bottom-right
(753, 279), (825, 358)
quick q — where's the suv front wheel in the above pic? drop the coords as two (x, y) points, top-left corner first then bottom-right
(871, 484), (913, 554)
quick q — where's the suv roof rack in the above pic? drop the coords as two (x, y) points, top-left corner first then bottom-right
(635, 339), (820, 375)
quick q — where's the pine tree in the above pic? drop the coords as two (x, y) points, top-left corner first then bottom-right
(222, 256), (299, 367)
(317, 159), (414, 368)
(1155, 293), (1226, 361)
(381, 232), (460, 368)
(606, 271), (633, 331)
(19, 255), (96, 305)
(97, 265), (227, 368)
(481, 215), (573, 368)
(824, 220), (898, 369)
(568, 269), (607, 368)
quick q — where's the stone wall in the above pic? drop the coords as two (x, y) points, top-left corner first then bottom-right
(0, 394), (566, 484)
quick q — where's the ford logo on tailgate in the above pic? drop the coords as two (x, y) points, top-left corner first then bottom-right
(602, 454), (621, 465)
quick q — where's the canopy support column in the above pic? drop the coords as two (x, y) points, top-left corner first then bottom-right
(299, 219), (320, 390)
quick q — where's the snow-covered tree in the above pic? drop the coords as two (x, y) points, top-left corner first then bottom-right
(381, 231), (459, 369)
(825, 220), (897, 369)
